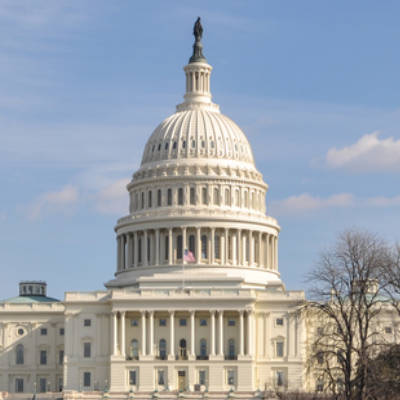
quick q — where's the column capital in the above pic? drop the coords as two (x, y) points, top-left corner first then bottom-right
(210, 310), (216, 316)
(189, 309), (196, 316)
(120, 311), (126, 316)
(149, 310), (154, 316)
(168, 309), (175, 315)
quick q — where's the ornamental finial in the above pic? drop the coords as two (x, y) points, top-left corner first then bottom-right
(189, 17), (207, 63)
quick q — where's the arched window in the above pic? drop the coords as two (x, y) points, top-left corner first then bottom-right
(225, 188), (230, 206)
(178, 188), (184, 205)
(157, 189), (162, 207)
(189, 235), (195, 256)
(167, 189), (172, 206)
(16, 344), (24, 365)
(190, 187), (195, 205)
(148, 191), (152, 208)
(159, 339), (167, 360)
(228, 339), (235, 359)
(179, 339), (187, 359)
(177, 235), (183, 259)
(215, 234), (220, 259)
(201, 235), (208, 259)
(200, 339), (207, 359)
(213, 188), (219, 205)
(130, 339), (139, 359)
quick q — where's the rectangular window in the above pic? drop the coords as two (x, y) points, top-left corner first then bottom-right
(84, 342), (91, 358)
(15, 378), (24, 393)
(59, 328), (65, 336)
(385, 326), (393, 334)
(167, 189), (172, 206)
(40, 350), (47, 365)
(138, 238), (142, 263)
(158, 370), (165, 385)
(190, 187), (195, 205)
(179, 318), (187, 327)
(214, 235), (220, 259)
(40, 328), (47, 336)
(276, 318), (284, 326)
(147, 237), (151, 262)
(177, 235), (183, 259)
(159, 319), (167, 327)
(148, 190), (152, 208)
(200, 319), (207, 326)
(39, 378), (47, 393)
(227, 369), (235, 385)
(141, 192), (144, 209)
(59, 350), (64, 365)
(276, 371), (284, 387)
(276, 342), (284, 357)
(228, 320), (236, 327)
(165, 236), (169, 260)
(84, 319), (91, 327)
(199, 370), (206, 385)
(202, 187), (208, 204)
(129, 370), (137, 385)
(214, 188), (219, 205)
(157, 189), (162, 207)
(83, 372), (91, 387)
(131, 319), (139, 327)
(178, 188), (184, 205)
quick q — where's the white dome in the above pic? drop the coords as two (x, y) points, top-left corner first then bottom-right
(141, 109), (255, 166)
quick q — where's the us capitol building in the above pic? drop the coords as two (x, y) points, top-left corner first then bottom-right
(0, 20), (311, 398)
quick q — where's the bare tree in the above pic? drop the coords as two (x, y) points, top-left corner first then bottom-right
(382, 243), (400, 317)
(306, 230), (393, 400)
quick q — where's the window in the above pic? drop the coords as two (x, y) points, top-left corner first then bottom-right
(147, 237), (151, 262)
(179, 318), (187, 327)
(39, 378), (47, 393)
(84, 319), (91, 327)
(202, 187), (208, 204)
(59, 328), (65, 336)
(200, 339), (207, 358)
(191, 140), (196, 148)
(276, 371), (284, 387)
(129, 370), (137, 385)
(228, 339), (235, 359)
(130, 339), (139, 359)
(16, 344), (24, 365)
(199, 370), (206, 385)
(235, 190), (240, 207)
(83, 372), (91, 387)
(190, 187), (195, 205)
(228, 320), (235, 327)
(178, 188), (184, 205)
(225, 189), (230, 206)
(316, 379), (324, 392)
(227, 369), (235, 385)
(40, 328), (47, 335)
(84, 342), (91, 358)
(131, 319), (139, 327)
(385, 326), (393, 334)
(179, 339), (187, 359)
(317, 352), (324, 365)
(15, 378), (24, 393)
(148, 190), (152, 208)
(200, 319), (207, 327)
(165, 236), (169, 260)
(213, 188), (219, 205)
(40, 350), (47, 365)
(276, 341), (284, 357)
(17, 328), (24, 336)
(167, 189), (172, 206)
(214, 234), (220, 259)
(317, 327), (324, 336)
(141, 192), (145, 209)
(59, 350), (64, 365)
(157, 189), (162, 207)
(177, 235), (183, 259)
(244, 191), (249, 208)
(182, 140), (186, 149)
(173, 141), (177, 150)
(276, 318), (284, 326)
(138, 238), (142, 263)
(189, 235), (195, 256)
(201, 235), (208, 259)
(165, 142), (169, 150)
(158, 370), (165, 385)
(159, 319), (167, 327)
(159, 339), (167, 359)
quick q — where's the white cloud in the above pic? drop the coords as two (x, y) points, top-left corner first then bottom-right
(366, 195), (400, 207)
(326, 131), (400, 172)
(270, 193), (355, 216)
(95, 178), (130, 215)
(28, 185), (79, 220)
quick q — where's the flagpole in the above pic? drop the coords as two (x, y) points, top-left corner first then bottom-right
(182, 249), (186, 290)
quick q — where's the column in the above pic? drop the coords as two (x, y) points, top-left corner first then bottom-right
(223, 229), (228, 265)
(210, 311), (216, 356)
(141, 311), (146, 356)
(258, 232), (262, 267)
(112, 312), (118, 356)
(182, 227), (187, 264)
(134, 232), (138, 267)
(275, 235), (279, 270)
(169, 311), (175, 358)
(232, 231), (237, 265)
(127, 235), (133, 268)
(264, 313), (268, 358)
(237, 230), (242, 265)
(120, 312), (126, 358)
(168, 228), (173, 265)
(208, 229), (212, 263)
(247, 310), (253, 357)
(149, 311), (154, 356)
(249, 231), (254, 266)
(143, 230), (148, 267)
(155, 229), (160, 266)
(116, 236), (121, 271)
(268, 235), (272, 269)
(190, 310), (195, 357)
(196, 227), (201, 264)
(210, 228), (215, 264)
(239, 311), (244, 356)
(218, 311), (224, 357)
(121, 235), (126, 269)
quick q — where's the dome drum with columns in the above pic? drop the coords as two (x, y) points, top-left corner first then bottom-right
(107, 20), (281, 291)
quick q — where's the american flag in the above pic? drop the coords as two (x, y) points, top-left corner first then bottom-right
(184, 249), (196, 263)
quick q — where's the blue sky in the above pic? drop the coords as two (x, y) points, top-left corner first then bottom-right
(1, 0), (400, 299)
